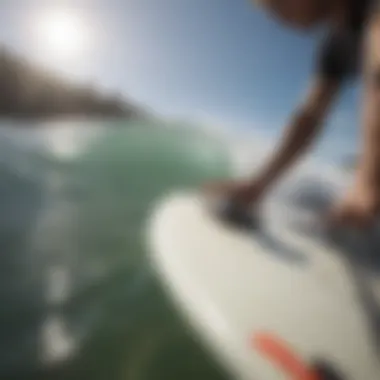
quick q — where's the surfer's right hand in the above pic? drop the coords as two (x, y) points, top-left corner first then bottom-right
(203, 179), (266, 207)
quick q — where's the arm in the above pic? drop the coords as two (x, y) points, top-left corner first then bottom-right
(359, 12), (380, 188)
(252, 77), (340, 189)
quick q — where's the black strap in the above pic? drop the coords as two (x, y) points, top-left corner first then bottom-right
(217, 199), (260, 231)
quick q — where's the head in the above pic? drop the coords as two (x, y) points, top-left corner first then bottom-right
(253, 0), (333, 30)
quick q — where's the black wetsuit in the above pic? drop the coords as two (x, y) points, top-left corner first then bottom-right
(317, 0), (375, 82)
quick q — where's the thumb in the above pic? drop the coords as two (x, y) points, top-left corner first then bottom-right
(324, 206), (339, 227)
(325, 204), (363, 229)
(318, 206), (347, 239)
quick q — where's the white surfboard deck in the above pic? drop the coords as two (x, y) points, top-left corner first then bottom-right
(147, 191), (380, 380)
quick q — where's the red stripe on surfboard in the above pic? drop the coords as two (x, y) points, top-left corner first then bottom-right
(253, 332), (321, 380)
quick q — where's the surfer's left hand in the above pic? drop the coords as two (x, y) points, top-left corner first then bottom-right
(202, 179), (266, 207)
(326, 179), (380, 229)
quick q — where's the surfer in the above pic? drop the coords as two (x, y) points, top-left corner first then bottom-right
(207, 0), (380, 229)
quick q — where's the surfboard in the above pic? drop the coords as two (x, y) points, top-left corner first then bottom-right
(147, 190), (380, 380)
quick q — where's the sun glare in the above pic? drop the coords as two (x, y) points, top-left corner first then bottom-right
(35, 9), (88, 60)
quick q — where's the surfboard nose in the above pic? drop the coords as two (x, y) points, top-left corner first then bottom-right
(148, 192), (380, 380)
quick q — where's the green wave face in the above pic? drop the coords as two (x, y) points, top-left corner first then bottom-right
(58, 125), (232, 380)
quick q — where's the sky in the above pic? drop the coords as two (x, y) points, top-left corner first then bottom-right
(0, 0), (361, 156)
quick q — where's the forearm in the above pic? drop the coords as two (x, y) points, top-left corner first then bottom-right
(250, 78), (339, 189)
(361, 91), (380, 186)
(360, 16), (380, 187)
(255, 108), (324, 188)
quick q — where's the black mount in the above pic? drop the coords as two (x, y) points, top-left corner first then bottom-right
(216, 199), (260, 231)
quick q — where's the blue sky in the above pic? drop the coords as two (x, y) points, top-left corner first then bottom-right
(0, 0), (360, 156)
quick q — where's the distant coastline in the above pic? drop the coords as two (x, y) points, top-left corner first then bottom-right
(0, 46), (146, 122)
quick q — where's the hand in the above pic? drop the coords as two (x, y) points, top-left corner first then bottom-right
(327, 179), (380, 229)
(203, 178), (267, 208)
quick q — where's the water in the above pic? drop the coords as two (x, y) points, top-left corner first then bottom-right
(0, 120), (232, 380)
(0, 118), (359, 380)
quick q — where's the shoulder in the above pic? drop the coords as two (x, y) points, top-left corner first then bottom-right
(315, 30), (356, 82)
(314, 1), (380, 82)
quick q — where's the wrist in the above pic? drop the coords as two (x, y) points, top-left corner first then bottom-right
(251, 171), (276, 192)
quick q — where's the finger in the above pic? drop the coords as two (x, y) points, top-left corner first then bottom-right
(325, 206), (356, 228)
(356, 212), (374, 229)
(345, 207), (374, 229)
(329, 207), (374, 230)
(324, 206), (344, 226)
